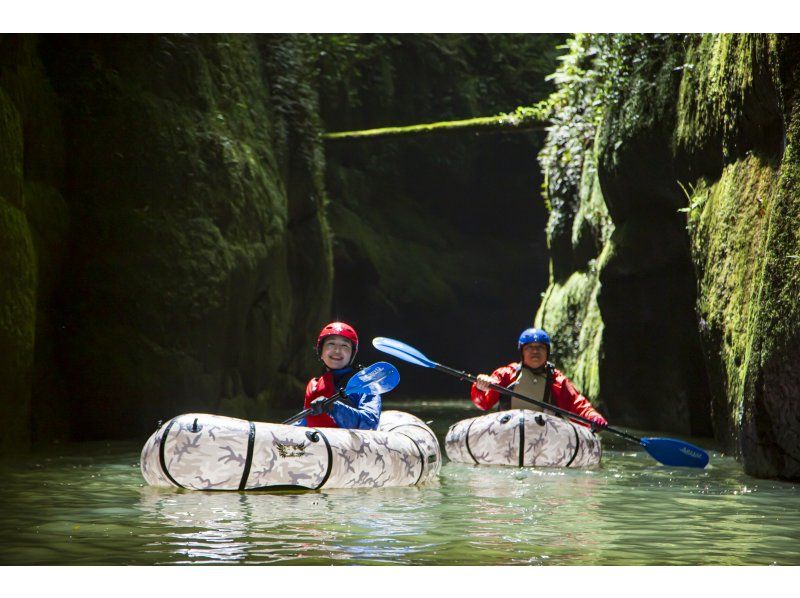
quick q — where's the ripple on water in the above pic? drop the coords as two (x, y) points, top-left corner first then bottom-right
(1, 412), (799, 565)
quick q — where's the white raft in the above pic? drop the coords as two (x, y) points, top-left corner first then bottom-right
(141, 410), (441, 491)
(445, 409), (602, 468)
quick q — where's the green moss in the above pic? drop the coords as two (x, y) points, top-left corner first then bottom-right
(0, 200), (36, 451)
(598, 35), (688, 162)
(538, 36), (607, 278)
(673, 34), (800, 471)
(572, 152), (613, 266)
(535, 267), (603, 405)
(675, 34), (777, 158)
(533, 37), (617, 402)
(29, 34), (334, 437)
(0, 89), (23, 207)
(572, 289), (604, 402)
(686, 156), (777, 445)
(323, 103), (550, 140)
(741, 82), (800, 362)
(535, 32), (800, 472)
(0, 202), (36, 347)
(737, 98), (800, 476)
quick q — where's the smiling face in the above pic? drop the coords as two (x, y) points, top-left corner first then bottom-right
(320, 335), (354, 369)
(521, 342), (548, 369)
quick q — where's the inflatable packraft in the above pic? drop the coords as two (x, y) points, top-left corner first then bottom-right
(445, 409), (601, 468)
(141, 410), (441, 491)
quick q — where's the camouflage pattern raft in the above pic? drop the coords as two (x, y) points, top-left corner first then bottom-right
(141, 410), (441, 491)
(445, 409), (601, 468)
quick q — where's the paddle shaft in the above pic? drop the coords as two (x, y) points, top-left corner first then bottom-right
(432, 362), (643, 444)
(371, 337), (709, 466)
(281, 391), (343, 425)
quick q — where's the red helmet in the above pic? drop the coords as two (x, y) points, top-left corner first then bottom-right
(316, 321), (359, 362)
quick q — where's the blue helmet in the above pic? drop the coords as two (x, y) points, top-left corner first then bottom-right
(517, 328), (551, 352)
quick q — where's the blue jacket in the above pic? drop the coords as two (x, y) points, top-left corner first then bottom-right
(329, 392), (382, 430)
(294, 367), (382, 430)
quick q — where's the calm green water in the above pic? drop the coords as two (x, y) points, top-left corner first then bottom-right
(1, 398), (798, 565)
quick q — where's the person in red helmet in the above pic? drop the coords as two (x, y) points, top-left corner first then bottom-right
(472, 327), (607, 430)
(294, 322), (382, 430)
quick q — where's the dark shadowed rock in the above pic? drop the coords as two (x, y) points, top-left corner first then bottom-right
(0, 34), (333, 445)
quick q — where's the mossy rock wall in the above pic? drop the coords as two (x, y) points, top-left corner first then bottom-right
(0, 34), (333, 446)
(0, 35), (68, 451)
(538, 34), (800, 479)
(44, 34), (332, 438)
(679, 35), (800, 478)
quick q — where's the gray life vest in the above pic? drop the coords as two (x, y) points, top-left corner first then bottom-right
(499, 363), (554, 411)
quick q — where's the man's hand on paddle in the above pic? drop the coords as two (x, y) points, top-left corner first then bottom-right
(475, 374), (500, 392)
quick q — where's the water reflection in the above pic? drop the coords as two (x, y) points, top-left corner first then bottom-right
(1, 402), (799, 565)
(437, 462), (607, 564)
(137, 483), (444, 564)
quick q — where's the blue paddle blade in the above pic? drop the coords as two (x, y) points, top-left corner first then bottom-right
(345, 361), (400, 396)
(372, 337), (437, 369)
(641, 437), (709, 468)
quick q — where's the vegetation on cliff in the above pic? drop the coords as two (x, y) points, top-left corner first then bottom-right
(4, 33), (799, 482)
(537, 33), (800, 479)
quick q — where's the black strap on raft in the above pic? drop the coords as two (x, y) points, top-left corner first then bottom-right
(564, 421), (581, 468)
(313, 429), (333, 490)
(397, 432), (426, 485)
(158, 419), (185, 489)
(238, 422), (256, 490)
(385, 423), (437, 446)
(517, 413), (526, 467)
(464, 419), (479, 464)
(386, 423), (438, 467)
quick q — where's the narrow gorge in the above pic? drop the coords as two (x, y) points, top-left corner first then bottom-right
(2, 33), (799, 481)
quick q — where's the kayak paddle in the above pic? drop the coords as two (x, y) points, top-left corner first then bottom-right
(372, 337), (709, 468)
(282, 361), (400, 425)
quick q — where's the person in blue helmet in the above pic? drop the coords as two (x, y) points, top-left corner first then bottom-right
(294, 321), (381, 430)
(471, 327), (607, 429)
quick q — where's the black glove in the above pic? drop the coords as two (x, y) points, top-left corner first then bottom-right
(309, 397), (333, 416)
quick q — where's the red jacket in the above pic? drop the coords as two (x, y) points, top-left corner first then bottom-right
(299, 370), (382, 430)
(302, 371), (339, 428)
(470, 362), (607, 428)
